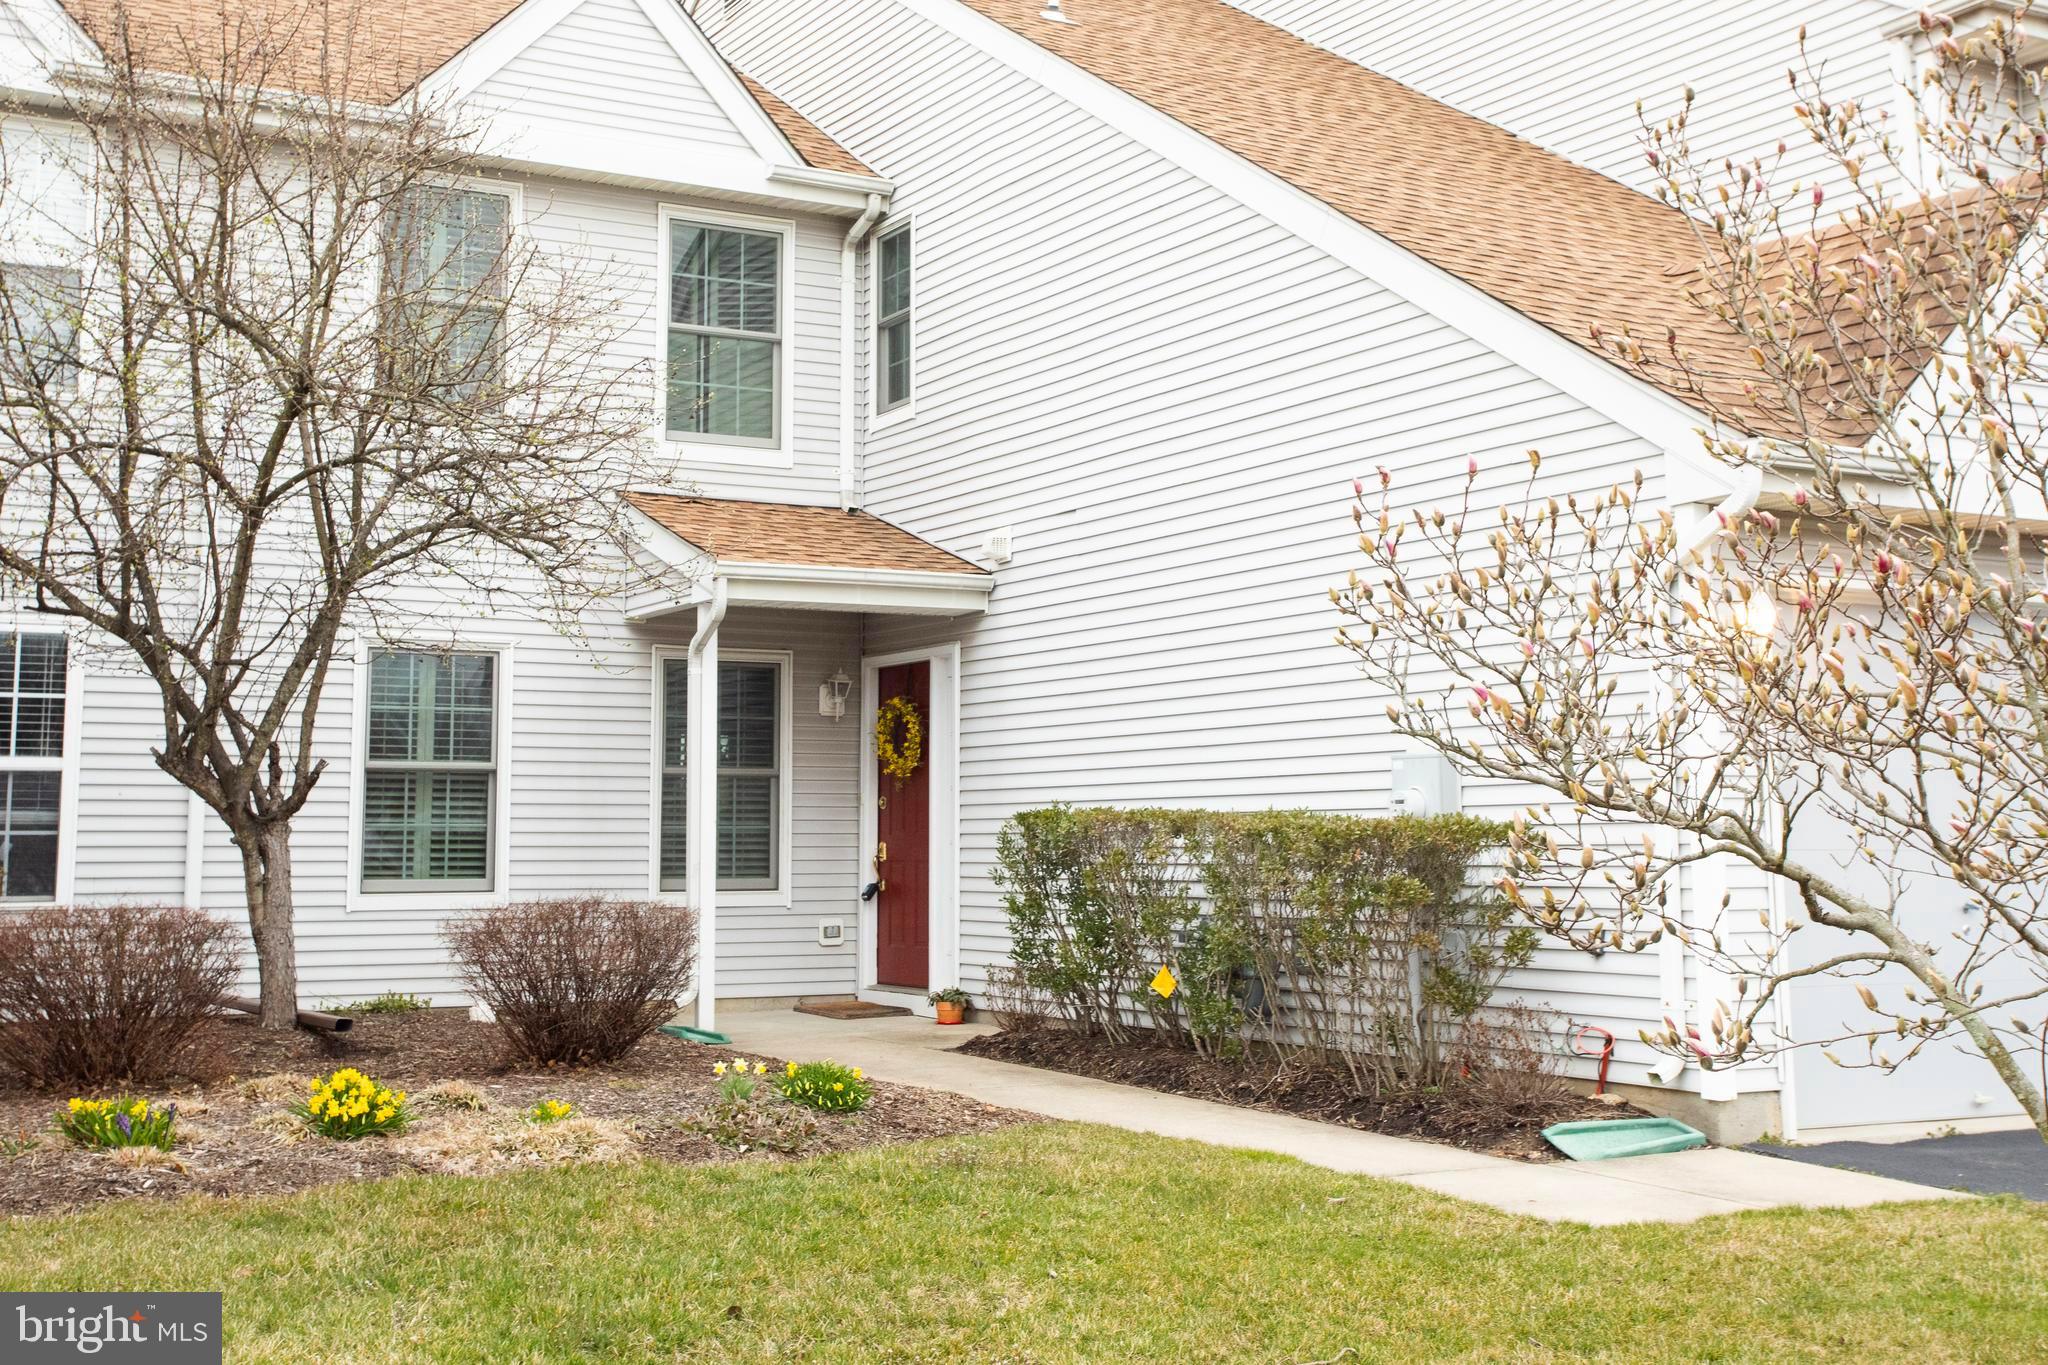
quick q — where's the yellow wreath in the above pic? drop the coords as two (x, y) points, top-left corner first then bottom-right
(874, 695), (924, 781)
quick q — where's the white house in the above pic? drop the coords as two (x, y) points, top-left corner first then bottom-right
(0, 0), (2027, 1142)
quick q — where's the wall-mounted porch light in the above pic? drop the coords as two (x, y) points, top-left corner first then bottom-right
(819, 669), (853, 721)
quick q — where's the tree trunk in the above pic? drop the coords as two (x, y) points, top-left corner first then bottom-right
(235, 822), (300, 1030)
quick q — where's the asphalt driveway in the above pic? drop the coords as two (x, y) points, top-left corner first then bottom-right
(1748, 1129), (2046, 1199)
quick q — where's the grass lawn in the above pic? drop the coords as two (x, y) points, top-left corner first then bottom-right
(4, 1122), (2044, 1363)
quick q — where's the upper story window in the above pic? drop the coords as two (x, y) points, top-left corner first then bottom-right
(0, 265), (81, 392)
(387, 188), (510, 399)
(877, 223), (912, 412)
(361, 649), (497, 891)
(659, 657), (783, 892)
(665, 218), (781, 447)
(0, 631), (66, 901)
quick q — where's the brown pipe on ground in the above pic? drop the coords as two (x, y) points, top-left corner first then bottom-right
(219, 996), (353, 1033)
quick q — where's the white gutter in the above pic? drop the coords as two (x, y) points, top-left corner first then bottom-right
(1650, 465), (1765, 1087)
(839, 192), (886, 511)
(686, 575), (728, 1032)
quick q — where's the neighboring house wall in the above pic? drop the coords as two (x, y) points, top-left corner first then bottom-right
(710, 0), (1720, 1094)
(1227, 0), (1908, 203)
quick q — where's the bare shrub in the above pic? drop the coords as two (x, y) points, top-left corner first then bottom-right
(446, 898), (697, 1066)
(981, 964), (1052, 1034)
(0, 905), (239, 1087)
(1438, 1002), (1578, 1130)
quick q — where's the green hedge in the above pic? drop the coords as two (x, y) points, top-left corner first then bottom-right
(993, 807), (1526, 1092)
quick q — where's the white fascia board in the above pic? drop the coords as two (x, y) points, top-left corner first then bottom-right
(723, 560), (992, 615)
(464, 128), (887, 213)
(893, 0), (1728, 489)
(424, 0), (807, 169)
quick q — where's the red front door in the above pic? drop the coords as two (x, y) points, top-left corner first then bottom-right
(874, 660), (930, 990)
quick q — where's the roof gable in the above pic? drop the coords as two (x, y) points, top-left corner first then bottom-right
(44, 0), (868, 176)
(953, 0), (1890, 443)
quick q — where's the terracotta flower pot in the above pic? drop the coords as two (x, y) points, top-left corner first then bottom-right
(935, 1000), (965, 1025)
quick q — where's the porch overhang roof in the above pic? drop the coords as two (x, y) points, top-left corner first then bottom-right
(623, 493), (994, 617)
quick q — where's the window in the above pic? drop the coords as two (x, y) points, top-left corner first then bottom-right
(361, 650), (496, 891)
(877, 224), (911, 411)
(660, 658), (781, 891)
(0, 632), (65, 901)
(665, 219), (780, 444)
(0, 265), (80, 391)
(387, 188), (509, 398)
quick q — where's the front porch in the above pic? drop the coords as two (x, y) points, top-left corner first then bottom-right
(622, 494), (993, 1030)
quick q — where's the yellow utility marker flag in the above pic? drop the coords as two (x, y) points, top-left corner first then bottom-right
(1150, 966), (1177, 999)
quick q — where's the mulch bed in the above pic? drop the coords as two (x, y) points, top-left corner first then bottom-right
(960, 1025), (1639, 1161)
(0, 1009), (1032, 1217)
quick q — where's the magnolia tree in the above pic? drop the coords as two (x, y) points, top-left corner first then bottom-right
(0, 6), (655, 1025)
(1335, 12), (2048, 1137)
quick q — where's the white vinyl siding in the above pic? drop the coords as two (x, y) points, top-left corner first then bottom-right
(361, 651), (498, 891)
(0, 631), (64, 900)
(467, 0), (758, 153)
(659, 657), (784, 891)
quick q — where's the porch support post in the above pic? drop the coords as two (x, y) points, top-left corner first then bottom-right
(687, 578), (727, 1032)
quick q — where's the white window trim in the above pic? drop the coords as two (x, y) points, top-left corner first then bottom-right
(870, 215), (916, 429)
(654, 202), (797, 470)
(345, 637), (514, 914)
(0, 613), (82, 907)
(647, 644), (794, 909)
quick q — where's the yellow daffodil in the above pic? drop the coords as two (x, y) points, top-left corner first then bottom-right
(713, 1061), (727, 1076)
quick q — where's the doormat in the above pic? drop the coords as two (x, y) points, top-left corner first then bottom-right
(794, 998), (913, 1020)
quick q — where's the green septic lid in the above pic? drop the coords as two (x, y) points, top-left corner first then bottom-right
(1541, 1116), (1708, 1161)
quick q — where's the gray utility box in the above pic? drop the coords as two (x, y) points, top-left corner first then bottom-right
(1389, 753), (1462, 817)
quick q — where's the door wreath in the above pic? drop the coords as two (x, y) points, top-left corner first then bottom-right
(875, 695), (924, 781)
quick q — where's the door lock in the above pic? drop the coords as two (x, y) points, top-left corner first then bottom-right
(862, 881), (882, 902)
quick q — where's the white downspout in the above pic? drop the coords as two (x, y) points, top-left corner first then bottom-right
(687, 576), (728, 1032)
(1648, 464), (1766, 1087)
(839, 192), (885, 512)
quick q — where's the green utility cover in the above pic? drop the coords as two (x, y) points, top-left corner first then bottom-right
(1542, 1117), (1708, 1161)
(660, 1024), (732, 1046)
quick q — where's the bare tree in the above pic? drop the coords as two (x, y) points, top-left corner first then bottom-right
(1334, 11), (2048, 1137)
(0, 4), (655, 1025)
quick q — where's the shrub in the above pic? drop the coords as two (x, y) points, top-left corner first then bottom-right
(994, 808), (1523, 1092)
(775, 1059), (871, 1112)
(57, 1096), (178, 1151)
(445, 897), (698, 1066)
(527, 1099), (576, 1125)
(981, 964), (1051, 1034)
(344, 992), (430, 1015)
(296, 1067), (410, 1140)
(0, 904), (239, 1087)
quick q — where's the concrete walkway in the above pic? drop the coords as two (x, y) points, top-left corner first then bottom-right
(721, 1009), (1964, 1226)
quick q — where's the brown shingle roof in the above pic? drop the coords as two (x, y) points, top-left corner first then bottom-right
(959, 0), (1920, 443)
(738, 73), (874, 177)
(54, 0), (871, 176)
(626, 493), (989, 575)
